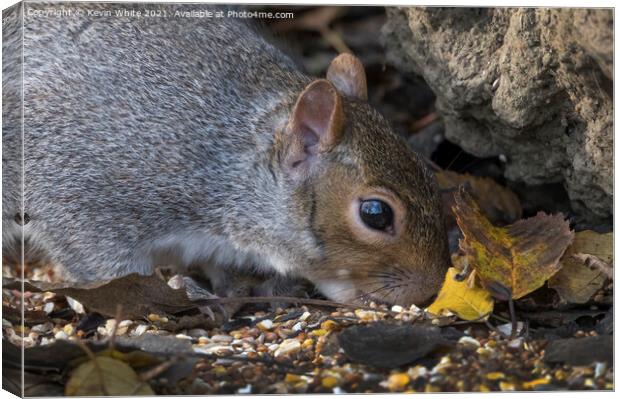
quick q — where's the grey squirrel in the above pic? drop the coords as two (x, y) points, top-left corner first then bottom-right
(2, 3), (449, 306)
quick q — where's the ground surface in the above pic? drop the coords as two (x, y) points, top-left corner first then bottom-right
(1, 259), (614, 395)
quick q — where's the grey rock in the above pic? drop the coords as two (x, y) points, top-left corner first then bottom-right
(383, 8), (612, 224)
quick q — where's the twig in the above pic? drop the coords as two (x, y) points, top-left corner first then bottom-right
(185, 295), (404, 316)
(108, 304), (123, 351)
(508, 296), (518, 339)
(130, 356), (179, 395)
(74, 340), (109, 396)
(573, 253), (613, 280)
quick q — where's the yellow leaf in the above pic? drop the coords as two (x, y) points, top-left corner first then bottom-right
(426, 267), (493, 321)
(65, 356), (154, 396)
(549, 231), (613, 303)
(453, 187), (574, 299)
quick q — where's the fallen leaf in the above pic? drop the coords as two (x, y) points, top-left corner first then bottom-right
(437, 170), (522, 225)
(426, 267), (493, 321)
(549, 231), (613, 304)
(454, 187), (574, 299)
(3, 274), (200, 319)
(65, 355), (154, 396)
(338, 322), (450, 368)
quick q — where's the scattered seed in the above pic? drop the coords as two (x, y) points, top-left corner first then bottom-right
(386, 373), (410, 391)
(66, 296), (85, 314)
(274, 339), (301, 357)
(257, 319), (274, 331)
(321, 376), (339, 389)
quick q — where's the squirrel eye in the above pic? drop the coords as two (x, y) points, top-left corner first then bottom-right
(359, 199), (394, 232)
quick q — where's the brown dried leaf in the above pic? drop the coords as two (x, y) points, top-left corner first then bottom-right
(3, 274), (198, 319)
(454, 187), (574, 299)
(437, 170), (522, 225)
(548, 231), (613, 304)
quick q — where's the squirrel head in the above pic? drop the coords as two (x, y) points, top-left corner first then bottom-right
(274, 53), (449, 307)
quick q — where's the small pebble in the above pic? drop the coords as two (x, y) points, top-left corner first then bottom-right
(54, 331), (68, 340)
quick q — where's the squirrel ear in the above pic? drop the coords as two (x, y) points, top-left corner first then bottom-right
(326, 53), (368, 101)
(284, 79), (344, 176)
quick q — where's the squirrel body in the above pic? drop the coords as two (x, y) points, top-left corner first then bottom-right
(3, 4), (449, 306)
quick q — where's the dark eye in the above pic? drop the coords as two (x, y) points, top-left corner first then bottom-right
(359, 199), (394, 232)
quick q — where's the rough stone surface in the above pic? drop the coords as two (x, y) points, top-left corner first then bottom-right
(382, 8), (612, 224)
